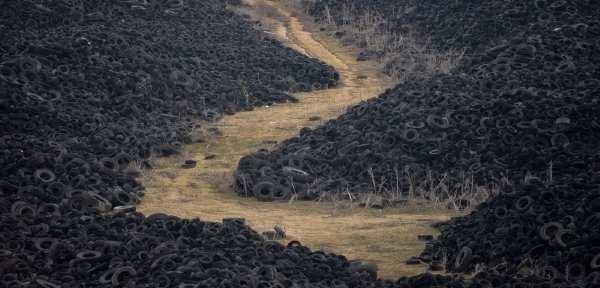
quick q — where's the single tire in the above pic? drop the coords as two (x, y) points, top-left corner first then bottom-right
(35, 169), (56, 183)
(493, 206), (509, 219)
(11, 201), (36, 220)
(111, 266), (136, 286)
(253, 181), (277, 202)
(454, 246), (473, 271)
(515, 195), (533, 211)
(181, 159), (197, 169)
(540, 222), (563, 241)
(114, 151), (133, 169)
(34, 238), (57, 252)
(272, 184), (290, 201)
(402, 129), (419, 142)
(76, 250), (103, 261)
(555, 229), (579, 248)
(112, 190), (135, 206)
(99, 157), (119, 173)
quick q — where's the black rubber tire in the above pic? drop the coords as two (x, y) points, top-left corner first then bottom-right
(34, 238), (57, 252)
(493, 206), (509, 219)
(253, 181), (276, 202)
(112, 190), (135, 206)
(402, 129), (419, 142)
(539, 222), (563, 241)
(555, 229), (579, 248)
(114, 151), (133, 169)
(272, 184), (290, 201)
(99, 157), (119, 173)
(454, 246), (473, 271)
(11, 201), (36, 220)
(99, 268), (115, 285)
(76, 250), (103, 261)
(515, 195), (533, 211)
(153, 273), (171, 288)
(34, 169), (56, 183)
(111, 266), (136, 286)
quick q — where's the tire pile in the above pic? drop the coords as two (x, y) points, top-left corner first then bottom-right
(0, 1), (365, 287)
(234, 72), (600, 200)
(233, 10), (600, 200)
(236, 1), (600, 198)
(0, 0), (339, 217)
(0, 210), (387, 287)
(420, 177), (600, 282)
(233, 0), (600, 285)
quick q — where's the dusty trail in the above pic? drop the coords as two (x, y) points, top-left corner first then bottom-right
(138, 0), (458, 278)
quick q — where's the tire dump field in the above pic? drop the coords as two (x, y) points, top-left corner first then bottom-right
(233, 0), (600, 286)
(1, 0), (599, 287)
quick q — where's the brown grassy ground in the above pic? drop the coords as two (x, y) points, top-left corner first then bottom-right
(137, 0), (462, 279)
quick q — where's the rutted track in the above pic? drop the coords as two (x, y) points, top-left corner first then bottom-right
(138, 0), (459, 278)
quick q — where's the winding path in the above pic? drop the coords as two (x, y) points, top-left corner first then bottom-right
(138, 0), (457, 278)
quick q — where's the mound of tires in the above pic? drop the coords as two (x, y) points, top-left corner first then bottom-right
(0, 209), (385, 287)
(0, 0), (364, 287)
(234, 71), (600, 200)
(421, 177), (600, 282)
(0, 0), (338, 212)
(234, 14), (600, 200)
(233, 0), (600, 285)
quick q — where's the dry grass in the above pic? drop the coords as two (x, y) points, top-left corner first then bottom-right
(358, 167), (496, 211)
(137, 0), (463, 279)
(229, 0), (310, 56)
(280, 0), (464, 82)
(140, 154), (462, 278)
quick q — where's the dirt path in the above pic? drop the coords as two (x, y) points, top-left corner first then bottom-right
(138, 0), (459, 279)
